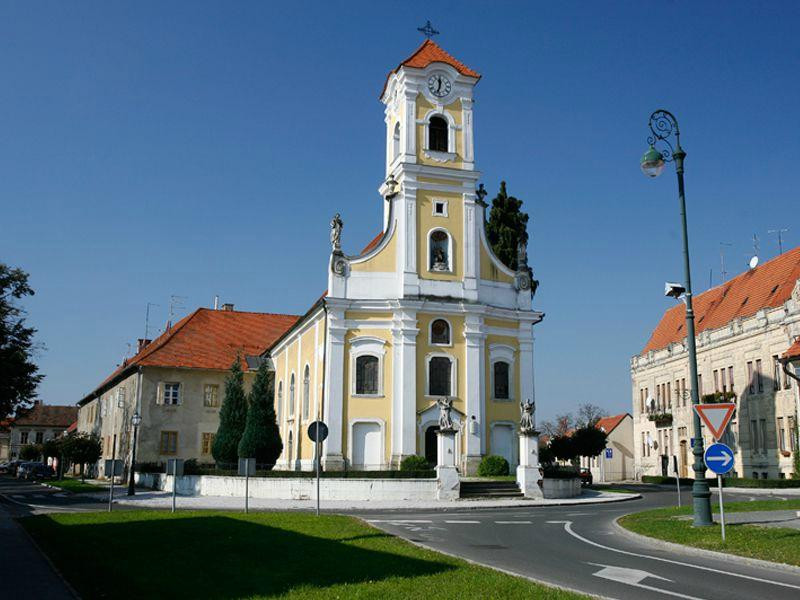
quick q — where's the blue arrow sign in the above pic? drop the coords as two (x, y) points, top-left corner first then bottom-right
(704, 442), (734, 475)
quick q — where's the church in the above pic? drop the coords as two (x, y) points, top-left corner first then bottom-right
(267, 39), (544, 476)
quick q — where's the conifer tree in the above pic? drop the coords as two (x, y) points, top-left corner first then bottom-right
(485, 181), (529, 271)
(238, 361), (282, 468)
(212, 359), (248, 466)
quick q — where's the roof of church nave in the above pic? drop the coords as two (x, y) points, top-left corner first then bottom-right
(641, 245), (800, 355)
(382, 39), (480, 97)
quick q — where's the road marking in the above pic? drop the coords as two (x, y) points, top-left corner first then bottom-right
(12, 495), (25, 499)
(566, 512), (592, 516)
(548, 520), (800, 591)
(494, 520), (532, 525)
(444, 520), (480, 524)
(589, 562), (704, 600)
(365, 519), (433, 524)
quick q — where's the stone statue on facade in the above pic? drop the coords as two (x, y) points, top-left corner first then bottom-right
(432, 247), (448, 271)
(519, 398), (536, 435)
(437, 397), (455, 431)
(517, 239), (528, 270)
(330, 213), (343, 252)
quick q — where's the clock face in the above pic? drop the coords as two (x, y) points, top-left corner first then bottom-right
(427, 74), (452, 98)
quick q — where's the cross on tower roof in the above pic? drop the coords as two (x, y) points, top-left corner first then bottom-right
(417, 20), (440, 39)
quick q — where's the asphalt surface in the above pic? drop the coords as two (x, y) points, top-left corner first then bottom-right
(357, 486), (800, 600)
(3, 477), (800, 599)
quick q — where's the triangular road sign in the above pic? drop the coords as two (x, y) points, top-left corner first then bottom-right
(694, 403), (736, 440)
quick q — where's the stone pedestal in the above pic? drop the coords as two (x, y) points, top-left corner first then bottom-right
(436, 429), (460, 500)
(516, 432), (543, 499)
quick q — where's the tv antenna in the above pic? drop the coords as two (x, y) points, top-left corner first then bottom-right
(168, 295), (187, 323)
(719, 242), (732, 282)
(144, 302), (160, 340)
(768, 228), (789, 255)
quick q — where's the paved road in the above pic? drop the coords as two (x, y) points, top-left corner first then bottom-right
(0, 476), (110, 517)
(359, 487), (800, 600)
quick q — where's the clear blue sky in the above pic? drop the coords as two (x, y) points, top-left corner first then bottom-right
(2, 2), (798, 423)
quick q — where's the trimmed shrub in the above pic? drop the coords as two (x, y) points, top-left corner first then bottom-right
(642, 476), (698, 486)
(722, 477), (800, 489)
(477, 455), (510, 477)
(543, 466), (579, 479)
(400, 455), (430, 471)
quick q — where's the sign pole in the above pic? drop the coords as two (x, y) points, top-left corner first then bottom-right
(245, 469), (249, 514)
(108, 435), (116, 513)
(315, 424), (321, 517)
(171, 461), (177, 514)
(718, 474), (725, 542)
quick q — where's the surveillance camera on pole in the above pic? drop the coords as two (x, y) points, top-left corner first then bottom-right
(664, 282), (686, 299)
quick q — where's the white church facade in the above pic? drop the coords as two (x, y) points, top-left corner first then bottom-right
(267, 40), (543, 476)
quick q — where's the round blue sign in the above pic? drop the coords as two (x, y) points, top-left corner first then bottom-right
(704, 442), (734, 475)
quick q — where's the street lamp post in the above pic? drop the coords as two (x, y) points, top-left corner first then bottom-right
(127, 412), (142, 496)
(641, 109), (713, 527)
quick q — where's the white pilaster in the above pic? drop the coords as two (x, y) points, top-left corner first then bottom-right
(519, 322), (535, 415)
(403, 89), (417, 163)
(462, 195), (479, 301)
(391, 306), (419, 465)
(461, 97), (474, 169)
(322, 306), (346, 470)
(398, 181), (420, 297)
(463, 313), (486, 474)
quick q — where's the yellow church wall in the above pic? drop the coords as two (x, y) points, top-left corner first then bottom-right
(484, 318), (517, 330)
(415, 313), (466, 418)
(480, 242), (515, 283)
(349, 225), (398, 273)
(484, 334), (521, 448)
(342, 328), (394, 466)
(418, 176), (457, 187)
(344, 311), (393, 322)
(415, 96), (465, 169)
(417, 190), (464, 281)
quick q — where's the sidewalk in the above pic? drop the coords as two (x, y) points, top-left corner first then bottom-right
(0, 505), (75, 599)
(96, 488), (639, 511)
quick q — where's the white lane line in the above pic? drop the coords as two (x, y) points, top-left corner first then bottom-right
(444, 520), (480, 524)
(495, 520), (532, 525)
(365, 519), (433, 524)
(12, 495), (26, 499)
(547, 520), (800, 591)
(567, 512), (592, 516)
(589, 562), (705, 600)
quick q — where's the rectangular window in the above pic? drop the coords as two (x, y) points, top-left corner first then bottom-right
(429, 356), (452, 396)
(163, 383), (180, 405)
(160, 431), (178, 455)
(656, 384), (661, 408)
(681, 378), (687, 405)
(713, 369), (719, 393)
(641, 432), (646, 456)
(759, 419), (767, 452)
(201, 432), (215, 455)
(697, 374), (703, 395)
(750, 420), (758, 454)
(789, 417), (796, 451)
(204, 384), (219, 407)
(756, 360), (763, 393)
(667, 382), (671, 409)
(640, 388), (645, 413)
(773, 356), (782, 390)
(355, 355), (380, 395)
(35, 431), (44, 444)
(721, 368), (727, 393)
(747, 361), (754, 393)
(785, 364), (793, 389)
(778, 417), (786, 451)
(20, 431), (29, 445)
(728, 366), (734, 392)
(118, 387), (126, 407)
(493, 361), (510, 399)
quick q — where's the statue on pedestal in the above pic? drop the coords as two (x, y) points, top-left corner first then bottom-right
(437, 397), (455, 431)
(519, 398), (536, 435)
(330, 213), (343, 252)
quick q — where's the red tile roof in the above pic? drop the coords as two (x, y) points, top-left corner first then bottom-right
(82, 308), (299, 404)
(382, 40), (480, 97)
(642, 246), (800, 354)
(13, 403), (78, 428)
(785, 338), (800, 360)
(595, 414), (629, 435)
(66, 421), (78, 433)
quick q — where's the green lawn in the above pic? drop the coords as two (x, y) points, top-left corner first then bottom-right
(619, 499), (800, 566)
(21, 511), (584, 599)
(47, 478), (105, 494)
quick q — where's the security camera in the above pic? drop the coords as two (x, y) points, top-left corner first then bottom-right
(664, 282), (686, 299)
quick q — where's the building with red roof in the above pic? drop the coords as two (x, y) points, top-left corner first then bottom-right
(631, 247), (800, 480)
(77, 306), (298, 476)
(579, 413), (633, 482)
(5, 401), (78, 460)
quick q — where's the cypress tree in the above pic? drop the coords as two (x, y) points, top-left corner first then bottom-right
(485, 181), (529, 271)
(212, 359), (248, 466)
(238, 361), (283, 468)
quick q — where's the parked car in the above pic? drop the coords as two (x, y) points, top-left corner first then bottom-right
(17, 462), (54, 480)
(4, 460), (25, 476)
(579, 467), (593, 486)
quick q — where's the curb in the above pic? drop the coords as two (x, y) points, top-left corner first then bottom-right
(355, 516), (612, 600)
(612, 515), (800, 575)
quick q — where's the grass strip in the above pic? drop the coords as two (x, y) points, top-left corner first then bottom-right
(46, 479), (105, 494)
(619, 499), (800, 566)
(21, 510), (586, 599)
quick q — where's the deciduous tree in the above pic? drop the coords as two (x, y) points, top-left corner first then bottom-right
(62, 433), (101, 481)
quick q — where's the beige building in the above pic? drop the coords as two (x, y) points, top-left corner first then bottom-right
(76, 306), (298, 477)
(7, 401), (77, 460)
(580, 414), (634, 482)
(631, 247), (800, 480)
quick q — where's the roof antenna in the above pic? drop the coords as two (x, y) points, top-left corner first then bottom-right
(748, 233), (760, 270)
(144, 302), (160, 340)
(719, 242), (732, 282)
(768, 228), (789, 255)
(168, 295), (187, 323)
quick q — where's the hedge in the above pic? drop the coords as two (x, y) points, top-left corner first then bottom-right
(642, 475), (800, 488)
(543, 466), (581, 479)
(642, 476), (694, 486)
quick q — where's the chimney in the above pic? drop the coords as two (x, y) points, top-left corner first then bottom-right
(221, 303), (234, 312)
(214, 295), (220, 310)
(137, 338), (152, 353)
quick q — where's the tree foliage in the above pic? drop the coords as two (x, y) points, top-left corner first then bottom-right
(20, 444), (41, 461)
(238, 361), (283, 467)
(576, 403), (607, 428)
(212, 359), (248, 465)
(61, 432), (101, 481)
(549, 435), (578, 463)
(0, 263), (43, 417)
(571, 426), (608, 459)
(540, 413), (574, 438)
(485, 181), (529, 271)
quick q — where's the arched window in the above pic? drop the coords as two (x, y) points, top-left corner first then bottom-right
(392, 122), (401, 159)
(493, 361), (510, 400)
(276, 381), (283, 422)
(302, 365), (310, 420)
(429, 230), (450, 272)
(355, 355), (380, 395)
(429, 356), (452, 396)
(289, 373), (295, 416)
(430, 319), (450, 345)
(428, 116), (448, 152)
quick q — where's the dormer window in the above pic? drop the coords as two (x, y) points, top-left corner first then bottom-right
(428, 116), (448, 152)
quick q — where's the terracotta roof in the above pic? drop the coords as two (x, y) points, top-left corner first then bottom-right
(382, 40), (480, 97)
(83, 308), (300, 403)
(642, 246), (800, 354)
(66, 421), (77, 433)
(784, 338), (800, 360)
(360, 231), (384, 255)
(13, 403), (78, 428)
(594, 414), (629, 435)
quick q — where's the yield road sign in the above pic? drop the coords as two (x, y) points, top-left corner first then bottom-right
(694, 403), (735, 440)
(704, 442), (734, 475)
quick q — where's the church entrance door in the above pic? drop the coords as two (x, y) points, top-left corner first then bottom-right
(424, 425), (439, 465)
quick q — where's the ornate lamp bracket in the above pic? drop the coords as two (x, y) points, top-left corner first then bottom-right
(647, 109), (683, 163)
